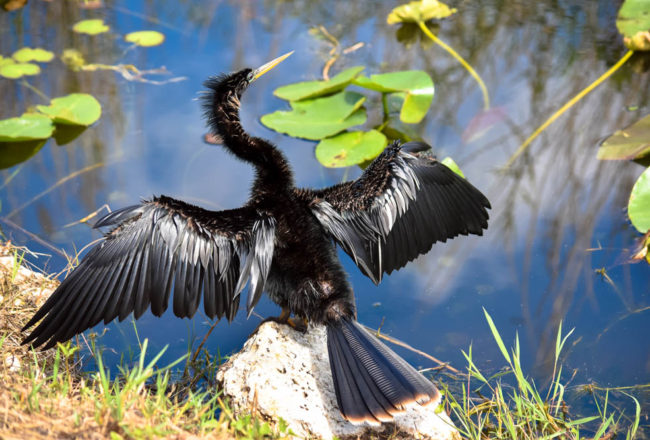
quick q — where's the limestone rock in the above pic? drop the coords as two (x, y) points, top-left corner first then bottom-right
(217, 321), (459, 440)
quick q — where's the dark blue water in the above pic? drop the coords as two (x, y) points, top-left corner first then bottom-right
(2, 0), (649, 428)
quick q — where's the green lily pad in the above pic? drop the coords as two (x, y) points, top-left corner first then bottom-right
(316, 130), (388, 168)
(61, 48), (87, 71)
(274, 66), (365, 101)
(12, 47), (55, 63)
(387, 0), (457, 24)
(73, 19), (110, 35)
(629, 167), (650, 233)
(354, 70), (434, 123)
(597, 114), (650, 161)
(616, 0), (650, 51)
(0, 62), (40, 79)
(37, 94), (102, 126)
(0, 140), (47, 169)
(0, 57), (15, 67)
(261, 91), (366, 140)
(395, 22), (438, 49)
(124, 30), (165, 47)
(0, 114), (54, 141)
(441, 156), (465, 178)
(52, 124), (87, 146)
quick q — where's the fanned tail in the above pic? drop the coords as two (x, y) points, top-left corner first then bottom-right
(326, 318), (439, 425)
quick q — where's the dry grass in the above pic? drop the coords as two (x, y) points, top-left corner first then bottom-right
(0, 242), (292, 440)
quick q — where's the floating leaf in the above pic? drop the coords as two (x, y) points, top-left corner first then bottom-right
(441, 156), (465, 178)
(124, 30), (165, 47)
(0, 57), (15, 67)
(0, 140), (47, 169)
(261, 91), (366, 140)
(387, 0), (457, 24)
(316, 130), (387, 167)
(395, 22), (438, 49)
(12, 47), (54, 63)
(61, 48), (87, 71)
(597, 114), (650, 161)
(52, 124), (87, 146)
(0, 62), (40, 79)
(629, 167), (650, 233)
(0, 113), (54, 141)
(37, 94), (102, 126)
(2, 0), (28, 12)
(274, 66), (365, 101)
(616, 0), (650, 51)
(73, 19), (110, 35)
(355, 70), (434, 123)
(380, 122), (420, 143)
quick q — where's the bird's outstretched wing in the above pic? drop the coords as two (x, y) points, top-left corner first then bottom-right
(22, 195), (276, 349)
(300, 141), (490, 284)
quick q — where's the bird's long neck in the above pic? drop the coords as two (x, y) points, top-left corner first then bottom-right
(205, 78), (294, 197)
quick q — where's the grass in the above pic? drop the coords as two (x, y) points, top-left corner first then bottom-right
(0, 242), (293, 439)
(436, 308), (643, 440)
(0, 240), (645, 439)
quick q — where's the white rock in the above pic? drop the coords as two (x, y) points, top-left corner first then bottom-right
(4, 354), (21, 372)
(217, 321), (459, 440)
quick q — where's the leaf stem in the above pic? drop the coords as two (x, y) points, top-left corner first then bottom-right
(504, 49), (634, 169)
(417, 20), (490, 110)
(19, 79), (49, 102)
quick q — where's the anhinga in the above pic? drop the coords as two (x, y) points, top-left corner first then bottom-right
(22, 52), (490, 424)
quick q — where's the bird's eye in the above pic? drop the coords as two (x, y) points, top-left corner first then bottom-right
(246, 71), (255, 82)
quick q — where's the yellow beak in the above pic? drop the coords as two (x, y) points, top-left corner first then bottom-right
(252, 51), (294, 81)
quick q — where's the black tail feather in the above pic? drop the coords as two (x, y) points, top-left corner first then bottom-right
(326, 318), (439, 424)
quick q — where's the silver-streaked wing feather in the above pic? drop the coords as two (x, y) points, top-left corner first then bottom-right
(22, 196), (275, 349)
(303, 141), (490, 284)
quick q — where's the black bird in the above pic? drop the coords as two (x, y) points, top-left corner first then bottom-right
(22, 52), (490, 424)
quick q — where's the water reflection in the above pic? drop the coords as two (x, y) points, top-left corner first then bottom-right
(1, 0), (648, 427)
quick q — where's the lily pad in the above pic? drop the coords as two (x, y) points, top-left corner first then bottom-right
(0, 57), (15, 67)
(616, 0), (650, 51)
(441, 156), (465, 178)
(354, 71), (434, 123)
(0, 114), (54, 141)
(629, 167), (650, 233)
(12, 47), (54, 63)
(261, 91), (366, 140)
(274, 66), (365, 101)
(124, 30), (165, 47)
(37, 94), (102, 126)
(0, 140), (47, 169)
(0, 62), (40, 79)
(53, 124), (87, 146)
(316, 130), (388, 168)
(597, 114), (650, 161)
(61, 48), (87, 71)
(73, 19), (110, 35)
(387, 0), (457, 24)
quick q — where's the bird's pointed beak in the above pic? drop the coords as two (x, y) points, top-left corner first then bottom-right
(251, 51), (294, 81)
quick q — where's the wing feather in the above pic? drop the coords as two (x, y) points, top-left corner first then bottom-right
(301, 141), (490, 284)
(22, 195), (276, 349)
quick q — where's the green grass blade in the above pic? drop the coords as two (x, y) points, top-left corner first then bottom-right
(483, 308), (512, 365)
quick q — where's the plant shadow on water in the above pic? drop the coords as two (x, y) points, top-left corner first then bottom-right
(1, 0), (649, 437)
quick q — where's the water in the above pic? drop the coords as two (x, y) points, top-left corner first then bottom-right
(1, 0), (649, 430)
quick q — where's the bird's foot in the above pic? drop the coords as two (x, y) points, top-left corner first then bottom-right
(284, 316), (309, 333)
(249, 309), (308, 336)
(260, 316), (308, 334)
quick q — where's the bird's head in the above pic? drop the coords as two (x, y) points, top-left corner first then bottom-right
(202, 51), (293, 143)
(206, 51), (294, 101)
